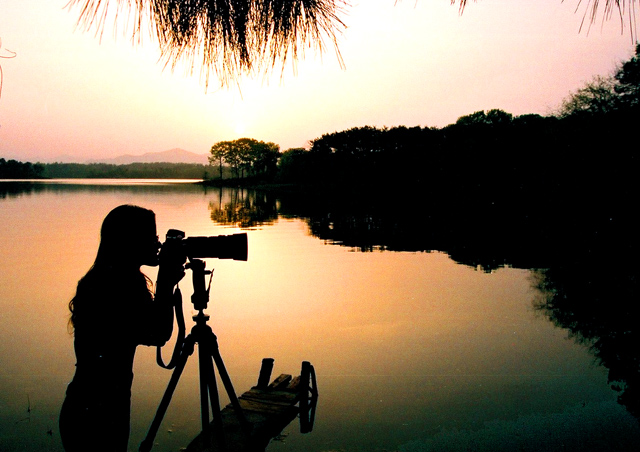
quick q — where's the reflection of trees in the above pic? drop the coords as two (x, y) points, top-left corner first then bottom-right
(532, 259), (640, 422)
(302, 206), (553, 270)
(279, 187), (584, 271)
(0, 181), (38, 199)
(280, 186), (640, 422)
(0, 180), (203, 199)
(208, 188), (279, 228)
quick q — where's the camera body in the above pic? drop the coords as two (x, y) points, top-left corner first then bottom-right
(162, 229), (248, 261)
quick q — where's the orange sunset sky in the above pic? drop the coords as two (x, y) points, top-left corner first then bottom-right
(0, 0), (637, 162)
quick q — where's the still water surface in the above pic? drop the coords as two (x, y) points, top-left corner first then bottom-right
(0, 180), (638, 451)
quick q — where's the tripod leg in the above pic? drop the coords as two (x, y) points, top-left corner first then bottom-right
(198, 338), (226, 450)
(211, 347), (250, 431)
(139, 336), (195, 452)
(198, 341), (211, 432)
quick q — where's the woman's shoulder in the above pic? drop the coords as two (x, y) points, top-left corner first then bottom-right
(76, 267), (151, 304)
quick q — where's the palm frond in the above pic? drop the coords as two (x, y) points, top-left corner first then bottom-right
(452, 1), (637, 39)
(67, 0), (347, 86)
(66, 1), (638, 86)
(567, 0), (637, 40)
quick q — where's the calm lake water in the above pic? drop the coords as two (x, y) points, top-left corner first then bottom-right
(1, 180), (638, 452)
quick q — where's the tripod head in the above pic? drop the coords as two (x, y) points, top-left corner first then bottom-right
(186, 258), (212, 313)
(154, 258), (214, 371)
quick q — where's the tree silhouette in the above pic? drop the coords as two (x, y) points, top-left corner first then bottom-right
(210, 141), (235, 179)
(556, 75), (619, 117)
(455, 109), (513, 126)
(615, 43), (640, 107)
(555, 44), (640, 117)
(209, 138), (279, 179)
(0, 158), (45, 178)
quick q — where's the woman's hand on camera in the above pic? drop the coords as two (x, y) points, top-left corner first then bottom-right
(157, 260), (186, 288)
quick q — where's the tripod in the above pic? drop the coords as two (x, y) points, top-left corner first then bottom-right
(140, 259), (248, 452)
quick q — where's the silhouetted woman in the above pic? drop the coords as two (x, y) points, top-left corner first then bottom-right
(59, 205), (184, 452)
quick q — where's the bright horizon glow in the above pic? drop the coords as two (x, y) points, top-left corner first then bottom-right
(0, 0), (637, 162)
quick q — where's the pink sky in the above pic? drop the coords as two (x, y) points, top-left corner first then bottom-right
(0, 0), (636, 162)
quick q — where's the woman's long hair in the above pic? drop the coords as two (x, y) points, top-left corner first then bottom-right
(68, 205), (156, 331)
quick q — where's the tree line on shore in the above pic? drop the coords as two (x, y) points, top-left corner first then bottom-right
(207, 43), (640, 202)
(280, 44), (638, 183)
(1, 161), (210, 179)
(3, 44), (638, 188)
(0, 158), (45, 178)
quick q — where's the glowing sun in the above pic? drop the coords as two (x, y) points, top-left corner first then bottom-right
(234, 121), (247, 136)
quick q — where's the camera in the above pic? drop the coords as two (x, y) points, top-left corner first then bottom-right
(163, 229), (248, 261)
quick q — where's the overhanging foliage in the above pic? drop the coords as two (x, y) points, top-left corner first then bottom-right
(67, 0), (347, 86)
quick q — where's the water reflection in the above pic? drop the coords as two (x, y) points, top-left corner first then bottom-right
(1, 180), (638, 452)
(0, 179), (204, 199)
(533, 263), (640, 421)
(207, 188), (279, 228)
(203, 184), (640, 425)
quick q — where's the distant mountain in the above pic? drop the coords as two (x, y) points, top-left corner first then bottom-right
(88, 148), (209, 165)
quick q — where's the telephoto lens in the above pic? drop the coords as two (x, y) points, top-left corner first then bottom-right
(184, 233), (248, 261)
(162, 229), (248, 261)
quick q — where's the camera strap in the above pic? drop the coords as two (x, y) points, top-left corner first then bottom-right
(156, 287), (186, 370)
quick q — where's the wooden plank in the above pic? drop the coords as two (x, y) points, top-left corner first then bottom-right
(238, 397), (297, 409)
(267, 374), (291, 389)
(240, 389), (299, 404)
(242, 387), (298, 397)
(238, 397), (294, 411)
(287, 375), (301, 390)
(235, 398), (298, 415)
(184, 367), (311, 452)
